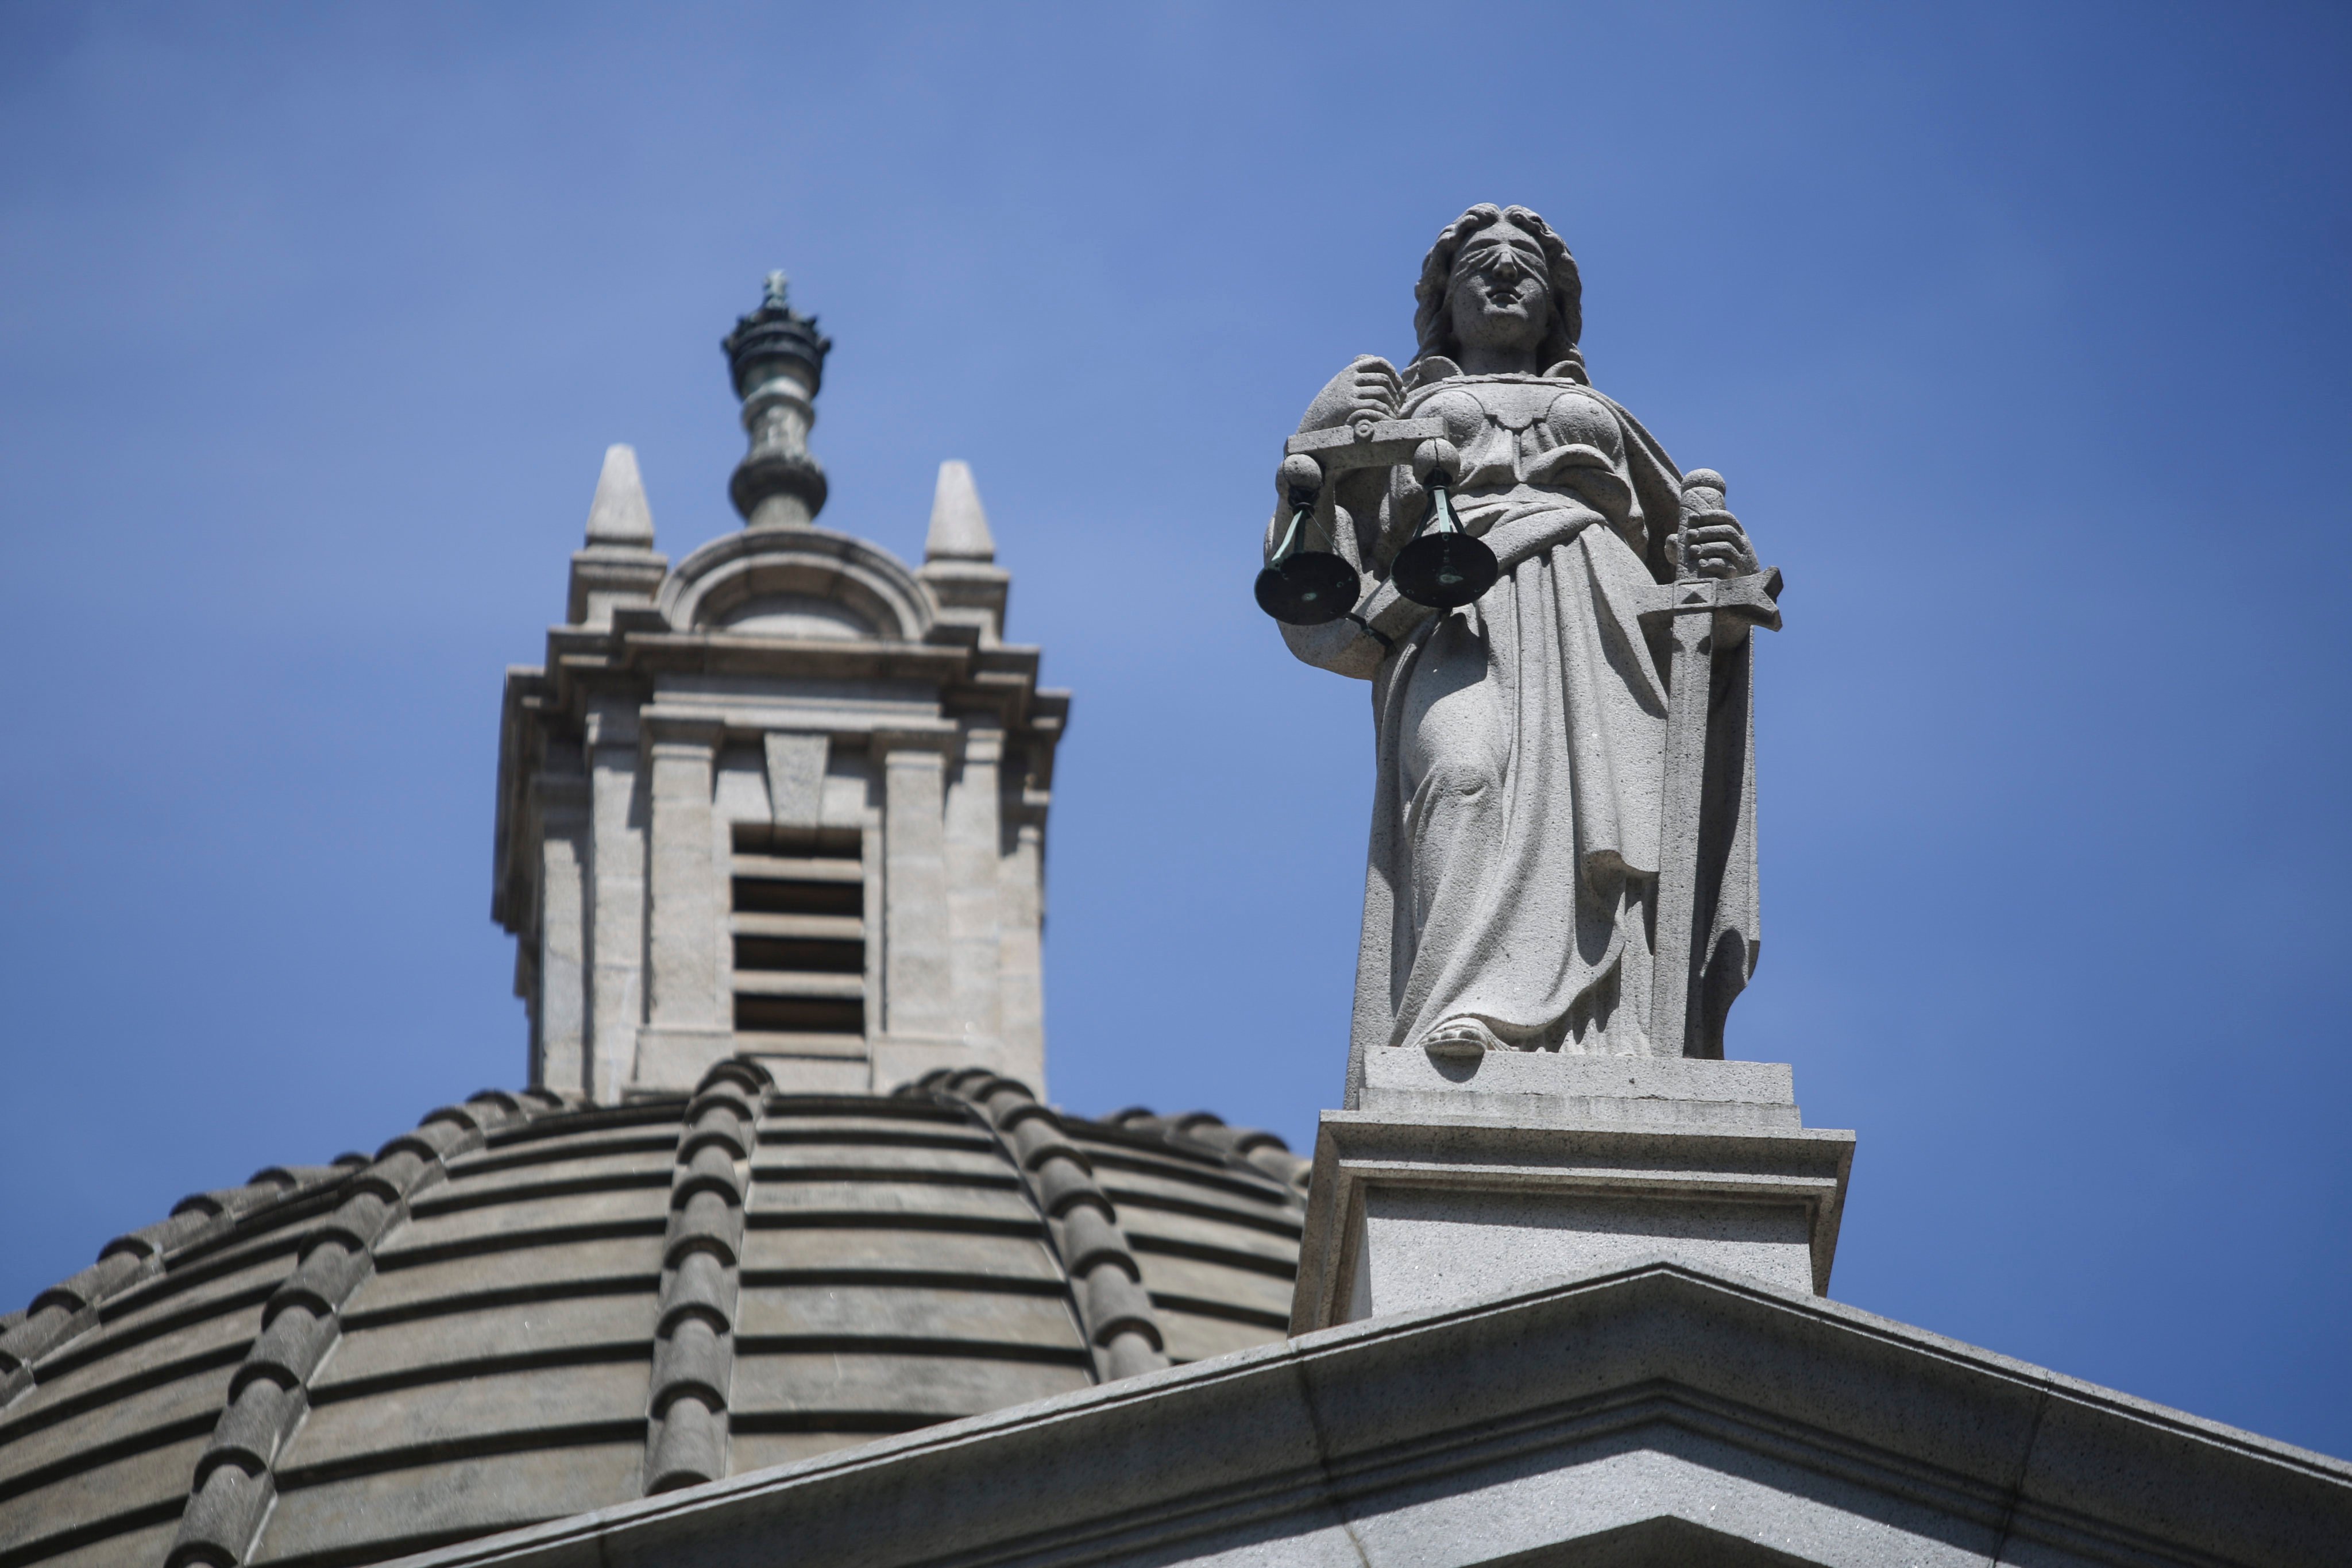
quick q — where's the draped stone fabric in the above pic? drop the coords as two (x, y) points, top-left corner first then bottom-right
(1276, 361), (1760, 1104)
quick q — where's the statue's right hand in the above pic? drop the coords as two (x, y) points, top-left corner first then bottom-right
(1300, 354), (1403, 431)
(1276, 453), (1323, 506)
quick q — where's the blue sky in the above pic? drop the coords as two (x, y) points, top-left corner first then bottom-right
(2, 3), (2347, 1457)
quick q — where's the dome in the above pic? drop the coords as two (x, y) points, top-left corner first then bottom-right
(0, 1063), (1307, 1568)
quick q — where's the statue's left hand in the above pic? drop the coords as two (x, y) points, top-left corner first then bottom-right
(1300, 354), (1404, 432)
(1681, 509), (1759, 580)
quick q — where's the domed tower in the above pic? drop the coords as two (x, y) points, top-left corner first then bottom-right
(493, 272), (1064, 1100)
(0, 280), (1308, 1568)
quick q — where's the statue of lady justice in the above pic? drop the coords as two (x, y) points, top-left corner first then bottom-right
(1266, 203), (1766, 1095)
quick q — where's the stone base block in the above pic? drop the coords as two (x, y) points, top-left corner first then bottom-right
(868, 1035), (1023, 1096)
(1293, 1057), (1853, 1333)
(1360, 1046), (1803, 1129)
(630, 1026), (737, 1094)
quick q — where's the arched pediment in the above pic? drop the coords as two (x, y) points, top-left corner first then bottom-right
(658, 527), (933, 641)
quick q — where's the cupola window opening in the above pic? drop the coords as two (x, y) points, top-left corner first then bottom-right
(729, 823), (867, 1041)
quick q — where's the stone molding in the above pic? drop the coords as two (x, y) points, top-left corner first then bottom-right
(920, 1070), (1169, 1382)
(1291, 1101), (1853, 1333)
(1, 1170), (355, 1413)
(0, 1068), (1312, 1567)
(162, 1090), (572, 1567)
(657, 527), (930, 642)
(1358, 1048), (1802, 1128)
(1099, 1108), (1313, 1194)
(567, 544), (669, 631)
(379, 1261), (2352, 1568)
(643, 1058), (768, 1493)
(494, 447), (1070, 1102)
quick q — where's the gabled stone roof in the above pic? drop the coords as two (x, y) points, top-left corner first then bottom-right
(0, 1061), (1306, 1568)
(373, 1260), (2352, 1568)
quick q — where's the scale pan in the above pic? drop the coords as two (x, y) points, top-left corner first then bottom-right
(1253, 551), (1360, 625)
(1392, 531), (1499, 609)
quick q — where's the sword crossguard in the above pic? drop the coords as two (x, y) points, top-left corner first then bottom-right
(1635, 566), (1785, 637)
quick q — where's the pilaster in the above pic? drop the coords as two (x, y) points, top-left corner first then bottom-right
(492, 282), (1065, 1104)
(585, 705), (647, 1104)
(879, 736), (952, 1041)
(996, 814), (1047, 1094)
(944, 726), (1005, 1047)
(533, 771), (590, 1095)
(636, 713), (729, 1090)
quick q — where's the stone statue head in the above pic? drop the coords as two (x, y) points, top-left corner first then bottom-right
(1412, 204), (1584, 372)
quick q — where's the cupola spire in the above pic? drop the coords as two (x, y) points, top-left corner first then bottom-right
(723, 271), (832, 529)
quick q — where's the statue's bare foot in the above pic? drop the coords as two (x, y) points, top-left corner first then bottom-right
(1422, 1017), (1501, 1061)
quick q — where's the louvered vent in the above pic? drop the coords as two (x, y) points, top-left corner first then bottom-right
(731, 827), (866, 1043)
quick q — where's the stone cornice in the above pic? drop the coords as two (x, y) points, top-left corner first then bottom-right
(383, 1261), (2352, 1568)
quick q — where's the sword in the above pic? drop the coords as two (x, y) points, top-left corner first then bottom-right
(1636, 468), (1782, 1059)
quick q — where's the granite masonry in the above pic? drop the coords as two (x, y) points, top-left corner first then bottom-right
(492, 277), (1065, 1100)
(3, 241), (2346, 1568)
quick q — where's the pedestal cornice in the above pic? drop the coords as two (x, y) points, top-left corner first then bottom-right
(1292, 1056), (1855, 1334)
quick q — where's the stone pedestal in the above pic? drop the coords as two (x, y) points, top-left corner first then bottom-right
(1291, 1051), (1853, 1333)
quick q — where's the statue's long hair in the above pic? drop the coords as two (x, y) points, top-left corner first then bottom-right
(1411, 204), (1584, 375)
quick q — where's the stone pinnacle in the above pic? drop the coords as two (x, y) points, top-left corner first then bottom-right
(924, 461), (997, 563)
(583, 444), (656, 547)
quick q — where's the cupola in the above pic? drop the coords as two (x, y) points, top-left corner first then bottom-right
(492, 277), (1068, 1100)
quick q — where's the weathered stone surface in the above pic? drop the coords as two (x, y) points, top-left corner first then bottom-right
(923, 462), (995, 562)
(316, 1293), (660, 1392)
(1291, 1099), (1852, 1332)
(748, 1179), (1036, 1226)
(32, 1515), (179, 1568)
(9, 1294), (263, 1410)
(373, 1184), (671, 1261)
(257, 1442), (648, 1565)
(94, 1245), (304, 1334)
(418, 1145), (677, 1206)
(0, 1360), (234, 1489)
(584, 445), (656, 547)
(754, 1140), (1009, 1180)
(293, 1362), (655, 1470)
(1263, 205), (1767, 1082)
(356, 1233), (661, 1316)
(736, 1223), (1064, 1282)
(0, 1075), (1308, 1568)
(1123, 1249), (1296, 1324)
(1110, 1200), (1300, 1262)
(1153, 1306), (1287, 1365)
(1360, 1048), (1800, 1127)
(728, 1430), (890, 1474)
(495, 281), (1067, 1100)
(734, 1284), (1081, 1349)
(731, 1350), (1090, 1418)
(384, 1264), (2352, 1568)
(0, 1430), (208, 1557)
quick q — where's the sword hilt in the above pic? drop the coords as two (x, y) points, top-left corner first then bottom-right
(1677, 467), (1727, 585)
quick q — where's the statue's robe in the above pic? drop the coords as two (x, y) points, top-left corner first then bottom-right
(1274, 358), (1760, 1104)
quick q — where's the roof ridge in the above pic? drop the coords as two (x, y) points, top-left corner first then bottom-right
(1094, 1107), (1312, 1195)
(913, 1071), (1169, 1383)
(0, 1160), (365, 1412)
(164, 1088), (572, 1567)
(643, 1058), (770, 1494)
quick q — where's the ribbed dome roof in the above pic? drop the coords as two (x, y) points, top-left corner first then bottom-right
(0, 1061), (1307, 1568)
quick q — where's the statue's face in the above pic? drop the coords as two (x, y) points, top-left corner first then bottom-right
(1446, 219), (1552, 358)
